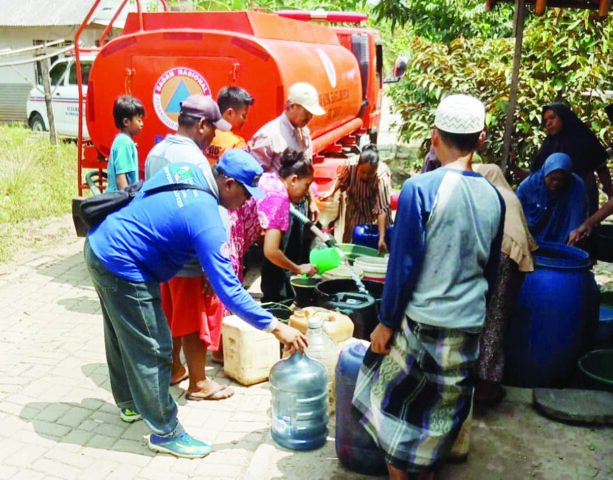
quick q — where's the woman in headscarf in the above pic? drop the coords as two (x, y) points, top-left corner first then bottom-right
(472, 164), (538, 404)
(509, 103), (612, 214)
(516, 152), (588, 243)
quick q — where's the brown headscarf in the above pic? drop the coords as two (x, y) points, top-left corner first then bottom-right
(473, 164), (537, 272)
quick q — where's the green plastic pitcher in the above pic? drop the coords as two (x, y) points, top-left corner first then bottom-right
(310, 247), (342, 274)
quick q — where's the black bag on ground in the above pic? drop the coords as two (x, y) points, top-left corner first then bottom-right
(72, 181), (211, 237)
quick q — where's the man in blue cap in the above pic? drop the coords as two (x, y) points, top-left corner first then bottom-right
(85, 151), (307, 459)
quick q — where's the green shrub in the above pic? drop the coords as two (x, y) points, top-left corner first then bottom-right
(387, 8), (613, 166)
(0, 125), (76, 260)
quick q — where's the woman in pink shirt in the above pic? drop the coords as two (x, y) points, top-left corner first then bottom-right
(229, 149), (317, 303)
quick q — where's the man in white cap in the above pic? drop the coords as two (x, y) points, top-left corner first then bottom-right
(352, 94), (505, 479)
(248, 83), (325, 302)
(249, 81), (325, 173)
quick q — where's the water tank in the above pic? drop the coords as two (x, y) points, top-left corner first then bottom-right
(86, 11), (363, 166)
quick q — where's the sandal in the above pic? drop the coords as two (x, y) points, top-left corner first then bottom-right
(186, 384), (235, 401)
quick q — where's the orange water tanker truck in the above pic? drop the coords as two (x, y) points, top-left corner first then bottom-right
(75, 1), (383, 195)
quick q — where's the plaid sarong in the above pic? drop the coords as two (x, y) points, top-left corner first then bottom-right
(352, 317), (480, 473)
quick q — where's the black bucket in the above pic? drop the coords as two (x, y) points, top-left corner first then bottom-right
(290, 276), (322, 308)
(315, 279), (382, 340)
(316, 279), (384, 314)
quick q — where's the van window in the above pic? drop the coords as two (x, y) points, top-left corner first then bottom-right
(68, 62), (92, 86)
(49, 62), (67, 86)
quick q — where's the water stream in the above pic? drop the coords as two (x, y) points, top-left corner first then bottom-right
(336, 248), (369, 295)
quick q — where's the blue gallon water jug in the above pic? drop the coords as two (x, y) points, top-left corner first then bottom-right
(335, 342), (387, 474)
(270, 351), (329, 451)
(352, 224), (379, 250)
(504, 242), (598, 387)
(353, 224), (395, 251)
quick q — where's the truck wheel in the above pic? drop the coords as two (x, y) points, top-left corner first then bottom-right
(29, 113), (46, 132)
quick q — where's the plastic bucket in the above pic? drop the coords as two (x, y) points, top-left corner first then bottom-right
(354, 255), (388, 282)
(504, 242), (599, 388)
(309, 247), (342, 274)
(336, 243), (383, 265)
(578, 349), (613, 392)
(321, 264), (363, 282)
(316, 278), (384, 316)
(262, 302), (294, 323)
(290, 276), (321, 308)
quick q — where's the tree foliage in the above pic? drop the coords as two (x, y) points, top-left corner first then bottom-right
(387, 7), (613, 166)
(371, 0), (514, 42)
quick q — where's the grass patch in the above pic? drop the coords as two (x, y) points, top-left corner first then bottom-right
(0, 125), (76, 262)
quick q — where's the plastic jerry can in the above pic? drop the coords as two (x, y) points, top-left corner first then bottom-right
(270, 351), (329, 451)
(222, 315), (280, 386)
(335, 341), (387, 474)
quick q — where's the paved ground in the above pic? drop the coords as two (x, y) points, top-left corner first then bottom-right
(0, 224), (611, 480)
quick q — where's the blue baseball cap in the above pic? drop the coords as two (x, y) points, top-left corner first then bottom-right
(216, 149), (265, 199)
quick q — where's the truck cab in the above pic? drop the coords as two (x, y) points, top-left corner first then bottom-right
(26, 54), (95, 138)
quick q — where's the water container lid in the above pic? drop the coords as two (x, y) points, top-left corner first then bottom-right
(308, 317), (323, 328)
(347, 341), (367, 356)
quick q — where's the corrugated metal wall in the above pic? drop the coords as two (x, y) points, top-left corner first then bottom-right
(0, 84), (31, 124)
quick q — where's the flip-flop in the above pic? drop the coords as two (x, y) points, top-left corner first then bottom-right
(170, 371), (189, 386)
(186, 385), (235, 401)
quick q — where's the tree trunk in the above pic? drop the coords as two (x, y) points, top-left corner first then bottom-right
(40, 58), (57, 145)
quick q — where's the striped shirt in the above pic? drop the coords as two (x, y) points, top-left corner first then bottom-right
(338, 158), (393, 243)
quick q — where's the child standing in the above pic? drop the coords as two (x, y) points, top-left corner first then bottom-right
(205, 87), (254, 165)
(352, 94), (505, 480)
(106, 95), (145, 192)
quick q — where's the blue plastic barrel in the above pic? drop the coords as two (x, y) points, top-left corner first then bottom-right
(270, 351), (329, 451)
(504, 242), (599, 387)
(335, 342), (386, 474)
(353, 224), (395, 251)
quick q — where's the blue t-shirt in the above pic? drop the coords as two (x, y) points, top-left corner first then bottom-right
(106, 133), (139, 192)
(380, 167), (505, 330)
(88, 162), (276, 331)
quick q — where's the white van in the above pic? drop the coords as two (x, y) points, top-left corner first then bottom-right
(26, 54), (95, 138)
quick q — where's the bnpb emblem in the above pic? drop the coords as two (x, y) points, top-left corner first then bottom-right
(153, 67), (211, 130)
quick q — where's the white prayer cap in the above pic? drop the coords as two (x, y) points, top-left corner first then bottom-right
(434, 94), (485, 134)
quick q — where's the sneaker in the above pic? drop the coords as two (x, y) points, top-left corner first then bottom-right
(148, 432), (212, 458)
(120, 407), (142, 423)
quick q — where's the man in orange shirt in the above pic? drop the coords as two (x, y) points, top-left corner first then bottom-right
(205, 87), (254, 166)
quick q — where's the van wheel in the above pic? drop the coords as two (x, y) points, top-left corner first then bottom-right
(29, 113), (46, 132)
